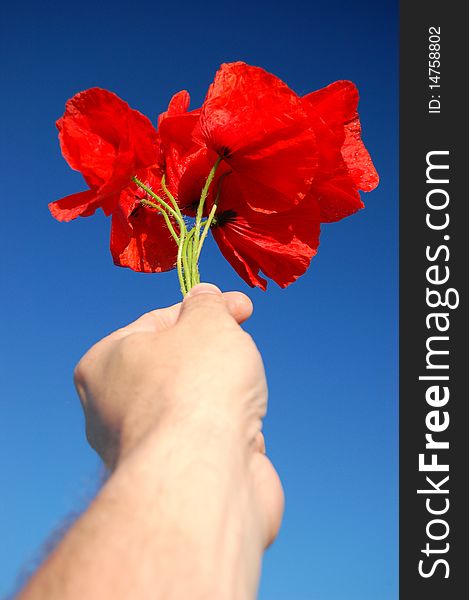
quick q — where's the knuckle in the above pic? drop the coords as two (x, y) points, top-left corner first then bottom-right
(73, 356), (88, 389)
(187, 293), (225, 312)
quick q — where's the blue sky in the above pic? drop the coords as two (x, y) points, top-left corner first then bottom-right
(0, 1), (398, 598)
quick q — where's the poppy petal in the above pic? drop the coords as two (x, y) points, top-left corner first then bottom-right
(213, 226), (268, 289)
(55, 87), (159, 212)
(342, 117), (379, 192)
(211, 175), (320, 289)
(307, 161), (365, 223)
(111, 189), (178, 273)
(158, 90), (191, 127)
(196, 62), (317, 211)
(304, 80), (379, 192)
(231, 125), (318, 213)
(48, 189), (102, 222)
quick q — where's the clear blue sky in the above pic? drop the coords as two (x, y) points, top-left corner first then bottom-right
(0, 1), (397, 598)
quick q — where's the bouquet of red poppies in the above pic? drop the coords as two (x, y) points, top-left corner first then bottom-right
(50, 62), (378, 295)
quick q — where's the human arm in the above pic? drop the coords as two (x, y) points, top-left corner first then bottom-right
(18, 284), (284, 600)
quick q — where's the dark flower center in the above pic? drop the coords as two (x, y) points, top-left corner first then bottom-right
(130, 202), (144, 218)
(217, 145), (232, 158)
(212, 209), (237, 227)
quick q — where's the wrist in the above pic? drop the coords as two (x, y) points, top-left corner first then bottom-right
(110, 410), (265, 600)
(116, 386), (262, 470)
(117, 405), (245, 471)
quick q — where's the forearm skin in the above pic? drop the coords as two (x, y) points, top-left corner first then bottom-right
(18, 417), (264, 600)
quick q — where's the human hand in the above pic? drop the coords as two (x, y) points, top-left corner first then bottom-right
(19, 284), (283, 600)
(74, 283), (284, 547)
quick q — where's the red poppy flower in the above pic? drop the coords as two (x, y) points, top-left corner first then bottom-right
(49, 88), (159, 222)
(110, 168), (178, 273)
(303, 80), (379, 222)
(209, 172), (321, 289)
(51, 65), (378, 290)
(157, 91), (202, 204)
(155, 67), (378, 289)
(163, 147), (320, 289)
(160, 62), (318, 213)
(108, 90), (199, 274)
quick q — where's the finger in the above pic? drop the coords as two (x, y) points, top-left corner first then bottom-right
(224, 291), (253, 324)
(115, 288), (253, 336)
(177, 283), (234, 331)
(146, 291), (252, 329)
(253, 431), (266, 455)
(112, 303), (181, 337)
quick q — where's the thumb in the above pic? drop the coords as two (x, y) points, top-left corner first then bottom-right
(177, 283), (237, 330)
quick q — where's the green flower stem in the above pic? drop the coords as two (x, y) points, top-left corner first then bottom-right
(190, 232), (200, 286)
(190, 228), (201, 290)
(177, 229), (187, 296)
(191, 228), (198, 281)
(181, 229), (194, 290)
(134, 161), (222, 296)
(140, 199), (180, 244)
(161, 175), (183, 218)
(196, 203), (217, 261)
(133, 177), (185, 233)
(194, 156), (222, 247)
(133, 175), (189, 295)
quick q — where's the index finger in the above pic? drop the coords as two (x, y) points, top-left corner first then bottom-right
(116, 290), (253, 336)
